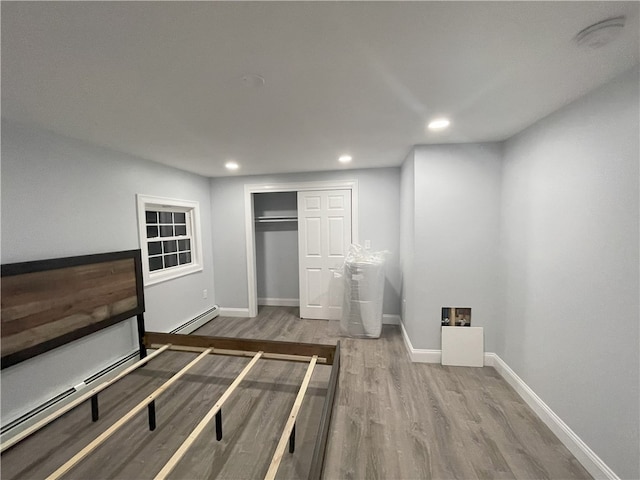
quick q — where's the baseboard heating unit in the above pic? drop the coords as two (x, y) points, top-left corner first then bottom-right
(170, 306), (219, 334)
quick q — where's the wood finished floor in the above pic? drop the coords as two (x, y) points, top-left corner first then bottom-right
(1, 306), (591, 480)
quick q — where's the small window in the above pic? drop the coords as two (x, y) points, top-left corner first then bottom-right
(137, 195), (203, 285)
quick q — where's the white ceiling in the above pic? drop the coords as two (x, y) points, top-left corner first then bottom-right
(2, 2), (639, 177)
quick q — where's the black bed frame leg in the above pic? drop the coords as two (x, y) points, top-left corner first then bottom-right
(289, 423), (296, 454)
(215, 409), (223, 441)
(91, 394), (99, 422)
(137, 314), (148, 360)
(148, 401), (157, 431)
(138, 313), (156, 431)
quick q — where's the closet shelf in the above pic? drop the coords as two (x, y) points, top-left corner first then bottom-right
(255, 215), (298, 223)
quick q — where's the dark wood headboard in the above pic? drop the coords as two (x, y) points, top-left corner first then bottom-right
(1, 250), (145, 369)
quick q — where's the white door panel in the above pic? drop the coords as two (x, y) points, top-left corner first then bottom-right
(304, 195), (321, 210)
(327, 195), (344, 209)
(304, 217), (322, 256)
(298, 189), (352, 319)
(305, 268), (324, 307)
(328, 217), (346, 256)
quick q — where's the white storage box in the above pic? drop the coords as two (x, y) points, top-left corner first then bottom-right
(441, 326), (484, 367)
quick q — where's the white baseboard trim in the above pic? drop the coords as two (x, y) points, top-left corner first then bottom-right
(398, 323), (617, 479)
(219, 307), (251, 317)
(398, 321), (441, 363)
(483, 352), (497, 367)
(382, 314), (401, 325)
(490, 354), (619, 480)
(258, 298), (300, 307)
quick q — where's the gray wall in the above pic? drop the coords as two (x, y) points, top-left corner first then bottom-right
(500, 66), (639, 479)
(401, 143), (503, 352)
(254, 192), (299, 300)
(1, 120), (216, 424)
(211, 168), (402, 314)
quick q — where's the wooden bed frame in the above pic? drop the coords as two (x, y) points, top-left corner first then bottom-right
(1, 249), (340, 480)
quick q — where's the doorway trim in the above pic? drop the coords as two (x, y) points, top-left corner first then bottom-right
(244, 180), (359, 317)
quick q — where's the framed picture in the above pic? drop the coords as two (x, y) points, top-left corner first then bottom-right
(441, 307), (471, 327)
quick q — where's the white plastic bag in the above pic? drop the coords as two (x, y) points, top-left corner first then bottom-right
(339, 244), (388, 338)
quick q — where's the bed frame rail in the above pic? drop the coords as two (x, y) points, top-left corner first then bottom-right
(309, 340), (340, 480)
(144, 332), (337, 365)
(2, 249), (340, 480)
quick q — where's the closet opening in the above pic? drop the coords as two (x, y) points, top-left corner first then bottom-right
(253, 192), (300, 311)
(244, 180), (359, 318)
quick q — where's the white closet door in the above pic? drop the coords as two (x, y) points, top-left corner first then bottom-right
(298, 190), (352, 319)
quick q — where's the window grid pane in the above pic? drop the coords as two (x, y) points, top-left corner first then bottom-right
(146, 211), (158, 224)
(148, 241), (162, 255)
(149, 256), (163, 272)
(159, 211), (173, 224)
(164, 254), (178, 268)
(144, 207), (194, 275)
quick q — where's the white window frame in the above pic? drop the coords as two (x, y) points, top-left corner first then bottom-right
(136, 194), (203, 286)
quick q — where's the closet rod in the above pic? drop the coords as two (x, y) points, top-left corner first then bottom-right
(255, 216), (298, 223)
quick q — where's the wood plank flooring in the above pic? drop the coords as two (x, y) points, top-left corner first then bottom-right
(1, 306), (591, 479)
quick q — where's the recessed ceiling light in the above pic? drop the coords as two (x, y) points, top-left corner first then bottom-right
(225, 161), (239, 171)
(338, 155), (352, 163)
(428, 118), (450, 131)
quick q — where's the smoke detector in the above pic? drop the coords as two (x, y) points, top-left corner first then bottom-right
(575, 16), (626, 49)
